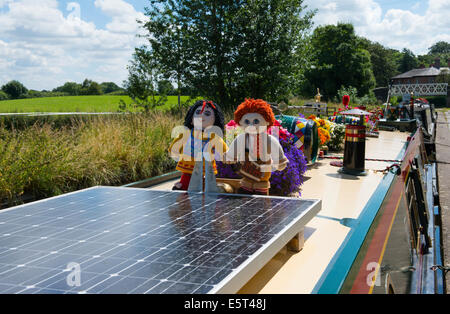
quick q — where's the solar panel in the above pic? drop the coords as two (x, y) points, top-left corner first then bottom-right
(0, 186), (320, 294)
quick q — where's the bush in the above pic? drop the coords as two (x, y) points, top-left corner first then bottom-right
(106, 89), (127, 96)
(22, 91), (69, 98)
(389, 96), (399, 106)
(328, 123), (346, 151)
(1, 80), (28, 99)
(0, 90), (8, 101)
(53, 82), (81, 96)
(25, 90), (43, 98)
(357, 94), (377, 106)
(425, 96), (447, 107)
(337, 86), (358, 105)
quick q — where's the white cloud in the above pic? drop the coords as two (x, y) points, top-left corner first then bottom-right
(0, 0), (13, 8)
(2, 0), (449, 90)
(305, 0), (450, 55)
(0, 0), (146, 90)
(94, 0), (146, 33)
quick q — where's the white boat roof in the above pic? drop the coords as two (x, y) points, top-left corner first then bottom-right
(150, 130), (409, 293)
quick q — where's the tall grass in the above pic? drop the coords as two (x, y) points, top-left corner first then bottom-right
(0, 112), (181, 206)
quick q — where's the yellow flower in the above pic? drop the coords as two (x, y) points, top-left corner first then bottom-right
(318, 127), (331, 145)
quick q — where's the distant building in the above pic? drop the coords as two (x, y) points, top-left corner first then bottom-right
(391, 58), (450, 85)
(373, 59), (449, 103)
(388, 58), (450, 106)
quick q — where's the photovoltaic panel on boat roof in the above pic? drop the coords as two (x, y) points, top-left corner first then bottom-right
(0, 186), (320, 294)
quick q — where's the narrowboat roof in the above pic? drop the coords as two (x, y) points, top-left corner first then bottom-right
(151, 130), (410, 293)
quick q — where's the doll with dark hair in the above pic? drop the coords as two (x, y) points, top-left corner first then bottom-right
(168, 100), (227, 190)
(183, 100), (225, 132)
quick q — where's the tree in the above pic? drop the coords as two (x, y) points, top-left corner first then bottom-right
(398, 48), (418, 73)
(436, 69), (450, 85)
(157, 80), (175, 95)
(1, 80), (28, 99)
(54, 82), (81, 95)
(26, 90), (43, 98)
(140, 0), (315, 110)
(302, 23), (376, 99)
(429, 41), (450, 55)
(423, 41), (450, 69)
(417, 54), (434, 67)
(100, 82), (122, 94)
(233, 0), (315, 102)
(80, 79), (103, 95)
(123, 48), (167, 111)
(359, 38), (398, 87)
(0, 90), (8, 101)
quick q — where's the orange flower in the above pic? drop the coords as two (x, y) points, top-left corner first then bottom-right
(308, 114), (317, 120)
(318, 127), (330, 145)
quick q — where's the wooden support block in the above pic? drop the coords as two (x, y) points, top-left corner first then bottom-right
(216, 178), (241, 193)
(287, 229), (305, 252)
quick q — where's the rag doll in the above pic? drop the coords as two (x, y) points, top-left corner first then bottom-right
(224, 98), (288, 195)
(168, 100), (227, 190)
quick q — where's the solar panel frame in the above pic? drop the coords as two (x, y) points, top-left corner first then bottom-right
(0, 186), (321, 294)
(208, 195), (320, 294)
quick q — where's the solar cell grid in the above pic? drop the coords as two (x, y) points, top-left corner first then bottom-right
(0, 186), (320, 294)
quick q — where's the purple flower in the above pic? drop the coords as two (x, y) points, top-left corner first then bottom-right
(216, 133), (308, 196)
(270, 133), (308, 196)
(216, 161), (242, 179)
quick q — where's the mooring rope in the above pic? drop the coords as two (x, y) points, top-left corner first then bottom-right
(322, 155), (403, 163)
(373, 163), (401, 174)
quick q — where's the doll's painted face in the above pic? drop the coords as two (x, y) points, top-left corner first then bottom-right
(239, 113), (269, 134)
(193, 106), (215, 130)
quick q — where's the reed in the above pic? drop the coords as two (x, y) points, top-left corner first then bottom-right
(0, 112), (181, 206)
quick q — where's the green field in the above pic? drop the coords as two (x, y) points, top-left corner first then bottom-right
(0, 95), (192, 113)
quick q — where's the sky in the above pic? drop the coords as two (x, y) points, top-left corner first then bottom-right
(0, 0), (449, 91)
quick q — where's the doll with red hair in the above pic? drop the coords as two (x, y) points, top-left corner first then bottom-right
(225, 98), (288, 195)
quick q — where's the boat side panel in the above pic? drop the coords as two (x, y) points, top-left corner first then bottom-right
(312, 131), (416, 294)
(340, 130), (434, 294)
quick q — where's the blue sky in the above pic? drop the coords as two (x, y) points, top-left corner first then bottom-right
(0, 0), (449, 91)
(56, 0), (146, 29)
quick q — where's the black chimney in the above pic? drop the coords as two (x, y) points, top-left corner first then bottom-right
(434, 57), (441, 69)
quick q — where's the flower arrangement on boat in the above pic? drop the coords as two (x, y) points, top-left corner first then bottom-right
(308, 115), (332, 146)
